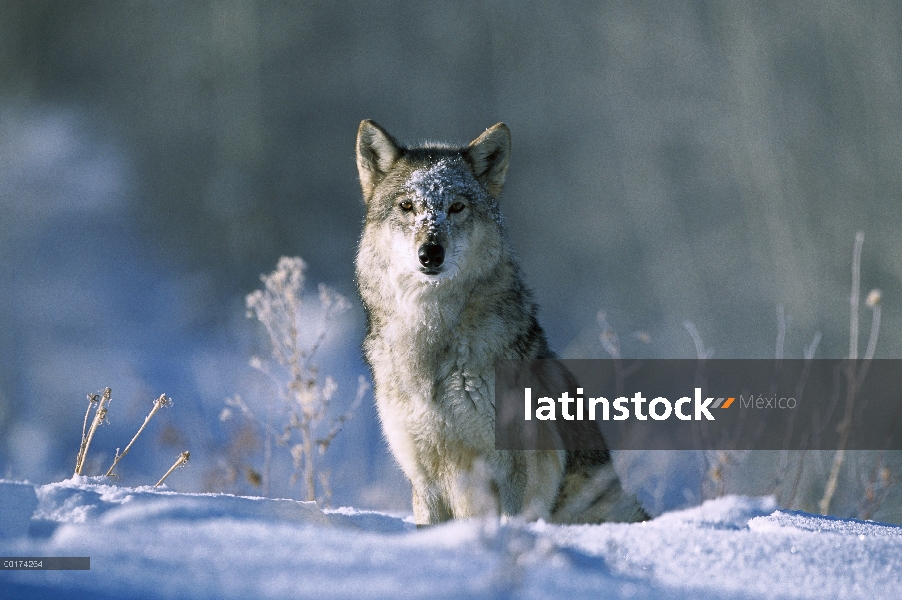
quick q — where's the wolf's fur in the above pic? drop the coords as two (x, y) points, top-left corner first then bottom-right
(354, 120), (647, 525)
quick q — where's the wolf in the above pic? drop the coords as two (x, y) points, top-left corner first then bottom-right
(354, 120), (648, 525)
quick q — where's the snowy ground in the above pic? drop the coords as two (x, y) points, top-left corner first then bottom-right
(1, 478), (900, 599)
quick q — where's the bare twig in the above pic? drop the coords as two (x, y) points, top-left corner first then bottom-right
(683, 321), (712, 360)
(317, 375), (368, 454)
(848, 232), (864, 361)
(862, 290), (882, 362)
(75, 387), (111, 475)
(598, 311), (625, 397)
(155, 451), (190, 487)
(105, 394), (172, 477)
(75, 392), (101, 474)
(775, 304), (787, 361)
(241, 256), (359, 504)
(820, 232), (877, 515)
(804, 331), (822, 361)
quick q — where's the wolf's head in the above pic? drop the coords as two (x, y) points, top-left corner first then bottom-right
(355, 120), (511, 289)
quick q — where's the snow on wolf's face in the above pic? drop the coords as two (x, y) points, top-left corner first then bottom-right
(387, 157), (502, 283)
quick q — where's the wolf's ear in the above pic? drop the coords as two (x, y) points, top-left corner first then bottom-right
(465, 123), (511, 198)
(356, 120), (401, 203)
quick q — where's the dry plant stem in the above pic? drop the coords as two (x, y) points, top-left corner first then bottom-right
(75, 394), (99, 474)
(246, 257), (355, 504)
(775, 304), (786, 360)
(317, 376), (368, 452)
(263, 410), (272, 498)
(75, 388), (111, 475)
(303, 423), (315, 501)
(155, 451), (190, 487)
(861, 450), (890, 520)
(224, 394), (280, 496)
(820, 232), (873, 515)
(862, 303), (881, 362)
(776, 331), (823, 507)
(684, 320), (722, 499)
(80, 395), (97, 448)
(848, 232), (864, 361)
(106, 394), (171, 477)
(683, 321), (711, 360)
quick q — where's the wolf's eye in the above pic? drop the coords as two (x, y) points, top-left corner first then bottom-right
(449, 202), (466, 214)
(399, 200), (413, 212)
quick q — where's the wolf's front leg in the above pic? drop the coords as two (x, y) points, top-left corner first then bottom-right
(445, 459), (506, 519)
(412, 486), (453, 525)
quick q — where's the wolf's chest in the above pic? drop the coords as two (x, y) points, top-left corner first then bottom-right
(368, 327), (496, 452)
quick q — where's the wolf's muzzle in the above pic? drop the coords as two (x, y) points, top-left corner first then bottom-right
(418, 242), (445, 271)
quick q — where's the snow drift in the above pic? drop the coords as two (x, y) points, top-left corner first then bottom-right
(1, 478), (900, 599)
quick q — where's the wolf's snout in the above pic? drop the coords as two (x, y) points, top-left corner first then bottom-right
(418, 243), (445, 269)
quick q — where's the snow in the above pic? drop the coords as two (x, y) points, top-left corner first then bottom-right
(405, 159), (504, 228)
(1, 479), (900, 599)
(406, 159), (483, 208)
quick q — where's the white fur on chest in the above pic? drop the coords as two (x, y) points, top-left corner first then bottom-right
(367, 301), (498, 482)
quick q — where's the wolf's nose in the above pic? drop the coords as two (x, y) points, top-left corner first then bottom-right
(418, 243), (445, 268)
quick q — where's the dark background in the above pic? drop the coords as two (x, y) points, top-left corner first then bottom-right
(1, 1), (900, 511)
